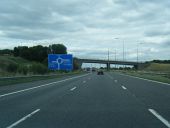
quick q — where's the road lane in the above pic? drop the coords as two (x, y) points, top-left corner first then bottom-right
(107, 72), (170, 108)
(0, 72), (169, 128)
(0, 74), (89, 98)
(0, 73), (88, 96)
(0, 73), (91, 128)
(15, 72), (166, 128)
(108, 72), (170, 126)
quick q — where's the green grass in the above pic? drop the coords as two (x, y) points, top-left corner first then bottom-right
(0, 71), (84, 86)
(144, 63), (170, 72)
(0, 55), (33, 76)
(118, 70), (170, 84)
(0, 55), (30, 65)
(0, 55), (84, 86)
(117, 62), (170, 84)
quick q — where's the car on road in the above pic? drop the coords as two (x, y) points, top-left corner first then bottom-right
(92, 68), (96, 72)
(97, 70), (104, 75)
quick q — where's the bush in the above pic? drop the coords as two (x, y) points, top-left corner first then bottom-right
(30, 63), (48, 74)
(7, 63), (18, 73)
(18, 65), (28, 75)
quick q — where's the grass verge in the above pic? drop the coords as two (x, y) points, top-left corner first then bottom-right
(116, 70), (170, 84)
(0, 71), (84, 86)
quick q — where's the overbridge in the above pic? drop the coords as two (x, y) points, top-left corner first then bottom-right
(77, 58), (145, 70)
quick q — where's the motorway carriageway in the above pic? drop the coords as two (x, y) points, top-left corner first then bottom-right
(0, 72), (170, 128)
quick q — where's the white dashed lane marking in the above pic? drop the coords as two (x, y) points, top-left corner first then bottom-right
(0, 74), (89, 98)
(114, 80), (118, 83)
(70, 87), (77, 91)
(149, 109), (170, 128)
(121, 86), (127, 90)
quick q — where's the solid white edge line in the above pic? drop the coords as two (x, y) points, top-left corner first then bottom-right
(148, 109), (170, 128)
(70, 87), (77, 91)
(121, 86), (127, 90)
(119, 73), (170, 86)
(0, 74), (89, 98)
(6, 109), (40, 128)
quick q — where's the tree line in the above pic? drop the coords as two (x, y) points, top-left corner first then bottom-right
(0, 44), (68, 64)
(0, 44), (80, 72)
(13, 44), (67, 63)
(151, 60), (170, 64)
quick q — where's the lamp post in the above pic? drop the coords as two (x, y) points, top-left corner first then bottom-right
(137, 42), (143, 63)
(137, 43), (139, 63)
(108, 48), (110, 71)
(113, 38), (119, 69)
(114, 37), (125, 69)
(115, 49), (117, 69)
(123, 39), (125, 62)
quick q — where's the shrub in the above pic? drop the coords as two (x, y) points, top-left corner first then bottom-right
(30, 63), (48, 74)
(7, 63), (18, 73)
(18, 65), (28, 75)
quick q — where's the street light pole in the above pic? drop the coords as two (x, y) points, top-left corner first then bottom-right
(113, 37), (119, 69)
(137, 42), (143, 63)
(115, 49), (116, 69)
(137, 43), (139, 63)
(113, 37), (125, 69)
(113, 37), (124, 61)
(123, 40), (124, 62)
(123, 39), (125, 69)
(108, 49), (110, 71)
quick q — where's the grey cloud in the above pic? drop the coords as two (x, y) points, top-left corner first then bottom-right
(161, 40), (170, 47)
(4, 29), (55, 40)
(0, 0), (87, 38)
(0, 0), (170, 60)
(145, 30), (170, 37)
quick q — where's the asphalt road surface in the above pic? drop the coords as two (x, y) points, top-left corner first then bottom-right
(0, 72), (170, 128)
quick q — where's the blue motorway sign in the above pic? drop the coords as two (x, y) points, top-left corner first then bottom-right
(48, 54), (73, 70)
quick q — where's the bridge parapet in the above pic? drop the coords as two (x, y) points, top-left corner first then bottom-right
(76, 58), (145, 70)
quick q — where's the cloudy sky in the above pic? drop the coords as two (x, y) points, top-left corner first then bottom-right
(0, 0), (170, 61)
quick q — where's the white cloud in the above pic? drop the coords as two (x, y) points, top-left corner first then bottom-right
(0, 0), (170, 61)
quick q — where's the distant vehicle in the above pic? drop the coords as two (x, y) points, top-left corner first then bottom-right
(97, 70), (104, 75)
(92, 68), (96, 72)
(84, 67), (91, 72)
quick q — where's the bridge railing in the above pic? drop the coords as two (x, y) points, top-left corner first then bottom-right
(77, 58), (145, 63)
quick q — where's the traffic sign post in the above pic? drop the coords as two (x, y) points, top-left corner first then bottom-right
(48, 54), (73, 71)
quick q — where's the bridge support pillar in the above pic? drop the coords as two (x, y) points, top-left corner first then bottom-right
(77, 62), (82, 69)
(135, 63), (149, 70)
(134, 65), (138, 70)
(106, 63), (110, 71)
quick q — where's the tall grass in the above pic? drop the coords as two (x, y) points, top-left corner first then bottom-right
(144, 63), (170, 72)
